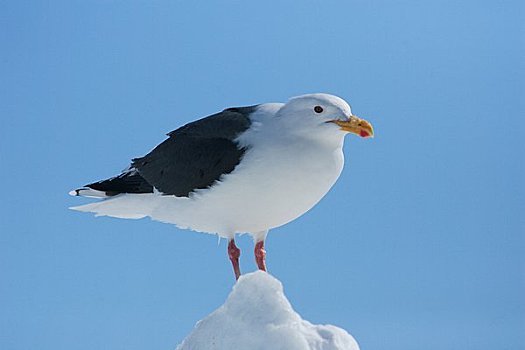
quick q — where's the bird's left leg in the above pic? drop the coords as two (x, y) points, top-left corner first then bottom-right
(253, 231), (268, 272)
(228, 238), (241, 280)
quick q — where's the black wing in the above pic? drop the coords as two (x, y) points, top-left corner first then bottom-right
(82, 106), (256, 197)
(130, 106), (256, 197)
(85, 169), (154, 196)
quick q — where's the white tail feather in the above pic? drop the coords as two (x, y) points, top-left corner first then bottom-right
(69, 193), (153, 219)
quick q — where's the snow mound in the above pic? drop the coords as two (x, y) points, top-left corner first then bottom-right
(176, 271), (359, 350)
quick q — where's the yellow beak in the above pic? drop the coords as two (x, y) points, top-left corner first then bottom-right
(331, 115), (374, 138)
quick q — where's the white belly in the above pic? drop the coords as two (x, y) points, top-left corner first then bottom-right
(149, 138), (345, 236)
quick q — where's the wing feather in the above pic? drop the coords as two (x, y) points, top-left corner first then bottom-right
(131, 106), (256, 197)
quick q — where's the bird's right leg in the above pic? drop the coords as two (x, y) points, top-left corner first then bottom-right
(253, 230), (268, 272)
(228, 238), (241, 280)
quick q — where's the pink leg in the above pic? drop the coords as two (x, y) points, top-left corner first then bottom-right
(228, 239), (241, 280)
(254, 240), (267, 272)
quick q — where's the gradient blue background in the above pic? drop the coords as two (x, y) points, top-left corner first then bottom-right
(1, 1), (524, 349)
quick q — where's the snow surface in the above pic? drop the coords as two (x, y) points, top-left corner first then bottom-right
(176, 271), (359, 350)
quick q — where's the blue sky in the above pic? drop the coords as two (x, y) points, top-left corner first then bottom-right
(1, 1), (524, 349)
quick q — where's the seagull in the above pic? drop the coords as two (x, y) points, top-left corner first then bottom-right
(70, 93), (373, 279)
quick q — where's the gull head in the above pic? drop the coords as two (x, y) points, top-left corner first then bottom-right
(275, 93), (374, 139)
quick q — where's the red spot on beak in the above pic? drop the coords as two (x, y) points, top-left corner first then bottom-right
(360, 130), (370, 137)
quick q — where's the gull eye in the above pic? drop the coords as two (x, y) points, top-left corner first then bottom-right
(314, 105), (324, 114)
